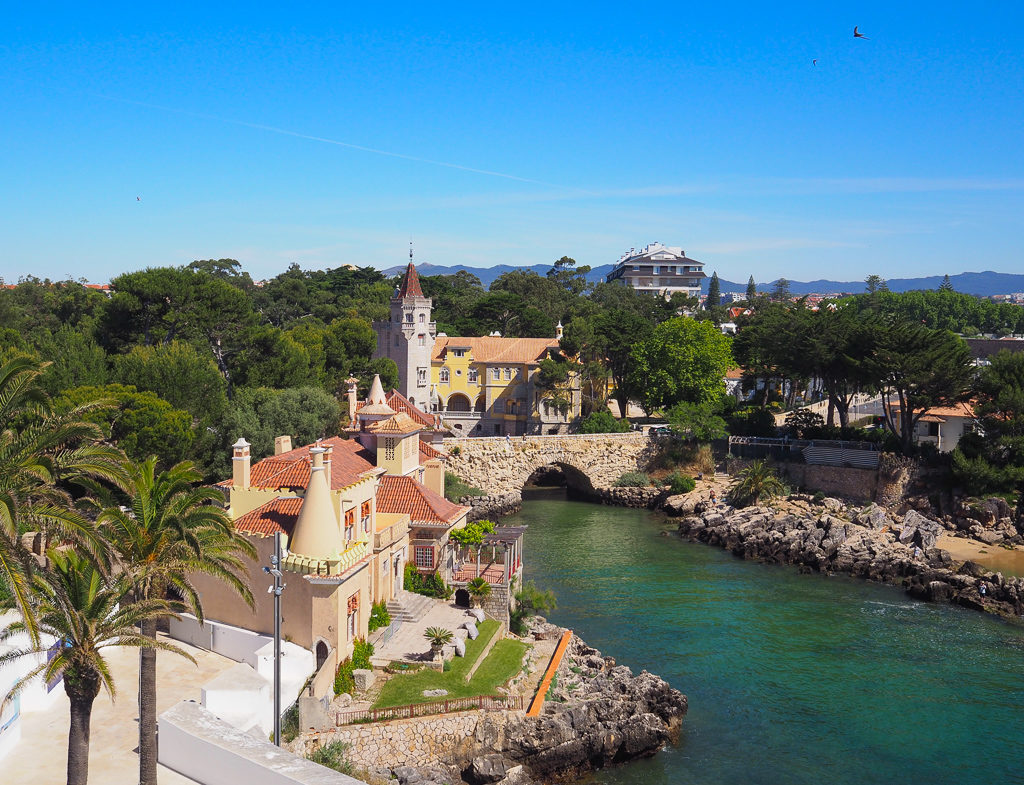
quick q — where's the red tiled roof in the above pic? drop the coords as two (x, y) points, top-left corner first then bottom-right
(249, 437), (377, 491)
(356, 389), (440, 428)
(397, 263), (424, 298)
(367, 413), (422, 434)
(432, 336), (558, 365)
(418, 438), (443, 461)
(377, 475), (466, 526)
(234, 497), (303, 537)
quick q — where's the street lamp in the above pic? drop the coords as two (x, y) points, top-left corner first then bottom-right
(263, 532), (286, 746)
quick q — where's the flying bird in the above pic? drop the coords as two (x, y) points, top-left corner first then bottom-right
(853, 26), (869, 39)
(812, 59), (818, 66)
(136, 196), (141, 201)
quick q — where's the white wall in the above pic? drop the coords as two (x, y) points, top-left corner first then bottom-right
(0, 618), (63, 762)
(171, 614), (271, 668)
(160, 701), (365, 785)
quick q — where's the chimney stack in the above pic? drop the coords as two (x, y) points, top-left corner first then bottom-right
(310, 446), (326, 470)
(232, 438), (251, 489)
(274, 435), (292, 455)
(346, 376), (360, 428)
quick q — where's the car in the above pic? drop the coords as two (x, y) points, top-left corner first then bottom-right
(648, 425), (672, 435)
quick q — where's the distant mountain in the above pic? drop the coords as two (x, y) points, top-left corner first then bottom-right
(381, 263), (1024, 297)
(714, 271), (1024, 297)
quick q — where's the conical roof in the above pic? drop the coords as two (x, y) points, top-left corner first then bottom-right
(359, 374), (395, 416)
(396, 262), (424, 298)
(288, 450), (342, 559)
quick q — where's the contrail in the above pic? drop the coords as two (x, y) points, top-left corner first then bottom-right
(79, 90), (576, 190)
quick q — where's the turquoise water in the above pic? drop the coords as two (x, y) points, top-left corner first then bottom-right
(509, 490), (1024, 785)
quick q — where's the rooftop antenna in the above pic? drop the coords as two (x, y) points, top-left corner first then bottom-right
(409, 239), (413, 265)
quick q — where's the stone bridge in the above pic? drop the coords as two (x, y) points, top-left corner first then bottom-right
(442, 433), (658, 499)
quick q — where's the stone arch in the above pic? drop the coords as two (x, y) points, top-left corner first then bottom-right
(454, 588), (471, 608)
(474, 395), (486, 412)
(447, 393), (471, 412)
(520, 458), (596, 494)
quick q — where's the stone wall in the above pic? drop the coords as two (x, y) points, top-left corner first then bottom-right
(461, 493), (522, 522)
(291, 712), (501, 771)
(728, 459), (879, 503)
(445, 434), (659, 498)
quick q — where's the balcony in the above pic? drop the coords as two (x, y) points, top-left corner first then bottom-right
(374, 516), (410, 551)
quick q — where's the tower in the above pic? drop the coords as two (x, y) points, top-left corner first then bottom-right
(372, 255), (436, 406)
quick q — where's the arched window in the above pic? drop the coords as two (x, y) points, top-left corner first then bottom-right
(405, 312), (414, 322)
(418, 334), (426, 346)
(419, 313), (425, 323)
(447, 393), (471, 412)
(439, 368), (450, 384)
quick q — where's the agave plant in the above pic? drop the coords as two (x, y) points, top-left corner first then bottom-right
(466, 576), (492, 607)
(424, 626), (454, 650)
(727, 460), (786, 508)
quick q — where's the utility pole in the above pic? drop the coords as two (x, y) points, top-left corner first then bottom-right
(264, 532), (286, 746)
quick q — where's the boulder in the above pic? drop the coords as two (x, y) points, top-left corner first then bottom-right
(464, 622), (479, 640)
(422, 688), (448, 697)
(454, 638), (466, 657)
(469, 608), (486, 623)
(900, 509), (943, 549)
(352, 668), (375, 692)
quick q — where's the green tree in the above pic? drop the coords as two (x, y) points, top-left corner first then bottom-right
(630, 317), (735, 413)
(0, 357), (122, 638)
(1, 549), (182, 785)
(770, 278), (792, 302)
(706, 272), (721, 309)
(466, 576), (492, 607)
(746, 276), (757, 301)
(97, 457), (255, 785)
(224, 386), (342, 459)
(727, 460), (786, 507)
(939, 274), (955, 292)
(578, 410), (630, 434)
(865, 274), (887, 294)
(32, 327), (109, 396)
(60, 384), (195, 468)
(546, 256), (591, 297)
(231, 327), (314, 389)
(667, 401), (728, 441)
(113, 341), (228, 421)
(866, 322), (975, 455)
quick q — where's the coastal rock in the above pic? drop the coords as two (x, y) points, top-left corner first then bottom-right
(899, 509), (943, 549)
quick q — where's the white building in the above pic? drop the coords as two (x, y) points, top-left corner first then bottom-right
(605, 242), (706, 298)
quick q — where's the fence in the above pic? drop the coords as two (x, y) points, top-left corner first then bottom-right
(369, 618), (403, 648)
(728, 436), (880, 468)
(333, 693), (527, 726)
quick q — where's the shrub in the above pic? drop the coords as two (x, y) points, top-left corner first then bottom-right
(812, 490), (826, 503)
(510, 580), (557, 636)
(727, 407), (778, 437)
(693, 443), (716, 475)
(467, 576), (492, 606)
(308, 740), (355, 776)
(424, 627), (454, 648)
(404, 563), (453, 599)
(578, 410), (630, 434)
(727, 460), (786, 507)
(665, 472), (696, 495)
(334, 657), (355, 695)
(613, 471), (651, 487)
(785, 408), (825, 438)
(368, 601), (391, 633)
(449, 445), (462, 456)
(280, 702), (300, 743)
(352, 638), (374, 670)
(444, 471), (484, 502)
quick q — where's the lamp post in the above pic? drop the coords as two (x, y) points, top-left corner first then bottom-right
(264, 532), (286, 746)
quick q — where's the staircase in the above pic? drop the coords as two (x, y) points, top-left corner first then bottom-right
(386, 591), (436, 624)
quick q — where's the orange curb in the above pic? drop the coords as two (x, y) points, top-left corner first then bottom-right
(526, 630), (573, 717)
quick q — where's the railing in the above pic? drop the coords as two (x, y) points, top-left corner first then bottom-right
(369, 618), (403, 648)
(443, 432), (648, 444)
(374, 520), (410, 551)
(728, 436), (881, 469)
(333, 693), (527, 726)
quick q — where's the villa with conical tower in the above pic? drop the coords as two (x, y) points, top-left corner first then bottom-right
(373, 262), (582, 436)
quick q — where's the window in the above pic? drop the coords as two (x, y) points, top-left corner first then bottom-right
(346, 593), (358, 640)
(439, 368), (450, 384)
(504, 368), (512, 381)
(361, 500), (371, 532)
(417, 368), (427, 385)
(507, 399), (516, 414)
(468, 368), (478, 383)
(491, 368), (500, 381)
(418, 334), (426, 346)
(414, 546), (434, 569)
(405, 312), (413, 323)
(384, 438), (396, 461)
(452, 348), (466, 357)
(418, 313), (425, 323)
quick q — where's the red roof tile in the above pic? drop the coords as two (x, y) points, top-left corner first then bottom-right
(367, 413), (422, 434)
(432, 336), (558, 365)
(249, 437), (377, 491)
(377, 475), (466, 526)
(356, 389), (440, 428)
(418, 438), (443, 462)
(397, 263), (424, 298)
(234, 497), (303, 537)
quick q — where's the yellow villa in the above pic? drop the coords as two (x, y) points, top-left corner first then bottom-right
(374, 262), (582, 436)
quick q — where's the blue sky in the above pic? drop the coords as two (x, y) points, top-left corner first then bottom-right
(2, 2), (1023, 285)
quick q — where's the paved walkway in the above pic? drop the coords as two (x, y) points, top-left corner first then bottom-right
(5, 633), (236, 784)
(373, 600), (479, 665)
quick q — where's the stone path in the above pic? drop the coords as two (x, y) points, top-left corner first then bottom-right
(372, 600), (479, 666)
(5, 633), (235, 784)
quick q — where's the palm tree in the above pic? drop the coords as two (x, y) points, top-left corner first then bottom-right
(466, 576), (492, 608)
(0, 548), (183, 785)
(0, 355), (123, 641)
(96, 456), (255, 785)
(424, 626), (453, 658)
(727, 460), (786, 507)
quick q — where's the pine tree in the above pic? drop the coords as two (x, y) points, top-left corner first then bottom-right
(939, 274), (954, 292)
(865, 274), (886, 294)
(707, 272), (721, 308)
(770, 278), (791, 302)
(746, 275), (756, 301)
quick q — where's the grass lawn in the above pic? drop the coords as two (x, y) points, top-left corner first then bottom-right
(373, 620), (529, 708)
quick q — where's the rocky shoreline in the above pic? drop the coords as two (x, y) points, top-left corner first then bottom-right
(294, 624), (687, 785)
(663, 493), (1024, 619)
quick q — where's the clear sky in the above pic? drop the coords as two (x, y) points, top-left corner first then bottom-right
(2, 2), (1023, 285)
